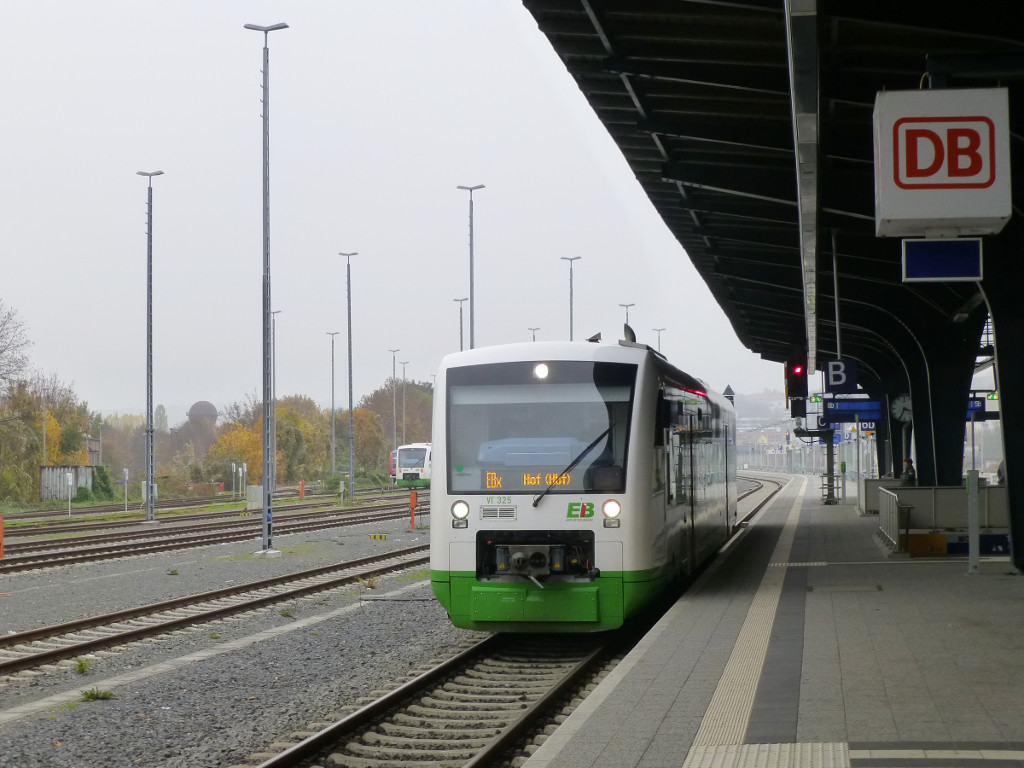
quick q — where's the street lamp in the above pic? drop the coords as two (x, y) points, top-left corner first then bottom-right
(340, 251), (358, 503)
(560, 256), (581, 340)
(400, 361), (409, 445)
(271, 309), (281, 493)
(388, 349), (399, 454)
(245, 20), (288, 553)
(327, 332), (339, 478)
(137, 169), (163, 524)
(456, 184), (484, 348)
(528, 327), (539, 341)
(619, 303), (635, 325)
(454, 297), (468, 351)
(653, 327), (666, 352)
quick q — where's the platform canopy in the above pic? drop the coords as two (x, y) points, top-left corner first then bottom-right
(521, 0), (1024, 390)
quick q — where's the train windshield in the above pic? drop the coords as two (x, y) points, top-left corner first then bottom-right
(398, 447), (428, 468)
(446, 360), (635, 494)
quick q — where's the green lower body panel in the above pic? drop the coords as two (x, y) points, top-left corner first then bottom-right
(431, 568), (672, 633)
(473, 582), (599, 622)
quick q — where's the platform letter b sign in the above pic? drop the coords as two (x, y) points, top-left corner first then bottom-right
(828, 361), (846, 387)
(825, 359), (858, 394)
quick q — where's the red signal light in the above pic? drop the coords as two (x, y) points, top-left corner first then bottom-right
(793, 365), (803, 375)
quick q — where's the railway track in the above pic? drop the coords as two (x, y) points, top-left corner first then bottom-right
(0, 545), (430, 678)
(5, 492), (426, 539)
(3, 489), (418, 526)
(247, 633), (623, 768)
(0, 504), (425, 574)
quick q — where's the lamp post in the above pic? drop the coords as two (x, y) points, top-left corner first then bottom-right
(340, 252), (357, 502)
(456, 184), (484, 348)
(400, 361), (409, 445)
(653, 327), (666, 352)
(327, 332), (339, 478)
(245, 20), (288, 553)
(41, 391), (46, 470)
(388, 349), (399, 454)
(529, 327), (539, 341)
(454, 297), (468, 351)
(271, 309), (281, 494)
(619, 303), (635, 325)
(137, 169), (163, 524)
(560, 256), (581, 340)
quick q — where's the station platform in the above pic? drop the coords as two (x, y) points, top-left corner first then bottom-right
(524, 474), (1024, 768)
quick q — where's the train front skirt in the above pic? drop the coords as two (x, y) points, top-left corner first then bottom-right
(430, 568), (671, 633)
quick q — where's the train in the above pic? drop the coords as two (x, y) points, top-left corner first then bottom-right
(395, 443), (432, 488)
(429, 336), (737, 632)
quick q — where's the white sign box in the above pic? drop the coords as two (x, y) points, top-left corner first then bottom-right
(874, 88), (1011, 236)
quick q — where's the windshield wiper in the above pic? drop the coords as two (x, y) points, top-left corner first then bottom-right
(532, 427), (611, 507)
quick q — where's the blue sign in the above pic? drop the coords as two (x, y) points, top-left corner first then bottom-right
(823, 399), (883, 423)
(903, 238), (982, 282)
(824, 359), (859, 394)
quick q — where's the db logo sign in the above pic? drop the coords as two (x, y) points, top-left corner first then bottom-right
(893, 116), (996, 190)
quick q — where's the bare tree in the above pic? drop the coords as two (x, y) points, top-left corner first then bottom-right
(0, 299), (31, 392)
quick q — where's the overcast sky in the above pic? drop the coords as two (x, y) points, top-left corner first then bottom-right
(1, 1), (783, 425)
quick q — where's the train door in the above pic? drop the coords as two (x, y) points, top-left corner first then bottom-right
(671, 409), (696, 575)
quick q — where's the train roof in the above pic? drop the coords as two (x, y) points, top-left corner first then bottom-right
(436, 339), (733, 411)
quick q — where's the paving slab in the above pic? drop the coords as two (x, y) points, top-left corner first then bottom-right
(524, 474), (1024, 768)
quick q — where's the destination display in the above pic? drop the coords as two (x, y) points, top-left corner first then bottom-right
(823, 399), (883, 423)
(485, 471), (571, 490)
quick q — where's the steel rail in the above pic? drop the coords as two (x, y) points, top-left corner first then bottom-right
(0, 546), (429, 674)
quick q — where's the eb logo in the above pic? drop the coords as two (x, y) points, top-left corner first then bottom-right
(566, 502), (595, 519)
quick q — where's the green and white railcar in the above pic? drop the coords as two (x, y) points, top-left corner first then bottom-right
(430, 339), (736, 632)
(396, 443), (431, 488)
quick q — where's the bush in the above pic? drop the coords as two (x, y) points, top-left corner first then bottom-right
(325, 475), (341, 492)
(91, 466), (116, 501)
(73, 486), (93, 503)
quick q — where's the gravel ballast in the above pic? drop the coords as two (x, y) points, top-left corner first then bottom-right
(0, 512), (480, 768)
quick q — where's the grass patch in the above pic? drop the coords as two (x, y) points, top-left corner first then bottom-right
(214, 553), (262, 562)
(396, 568), (429, 582)
(209, 632), (221, 639)
(279, 608), (296, 618)
(276, 541), (327, 555)
(167, 569), (179, 576)
(80, 688), (115, 701)
(357, 576), (378, 589)
(74, 657), (91, 675)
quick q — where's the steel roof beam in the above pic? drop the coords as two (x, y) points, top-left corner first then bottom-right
(604, 57), (790, 95)
(784, 0), (820, 372)
(639, 117), (793, 154)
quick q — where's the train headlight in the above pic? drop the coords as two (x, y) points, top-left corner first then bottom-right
(602, 499), (621, 528)
(451, 500), (470, 520)
(602, 499), (621, 518)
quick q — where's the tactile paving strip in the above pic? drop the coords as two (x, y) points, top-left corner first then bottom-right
(682, 742), (850, 768)
(690, 479), (807, 747)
